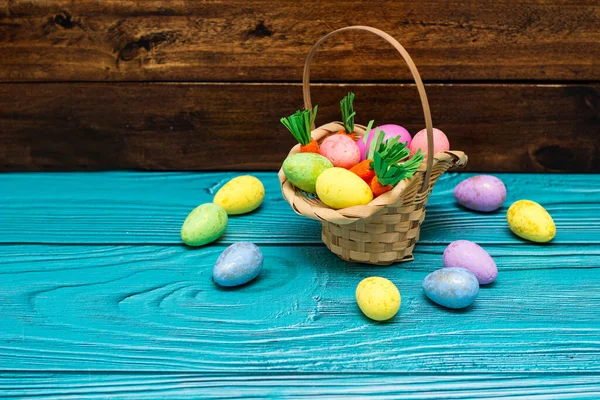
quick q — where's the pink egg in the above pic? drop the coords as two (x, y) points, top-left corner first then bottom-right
(409, 128), (450, 157)
(319, 134), (360, 169)
(357, 124), (412, 161)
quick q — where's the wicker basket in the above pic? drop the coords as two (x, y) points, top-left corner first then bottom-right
(279, 26), (468, 265)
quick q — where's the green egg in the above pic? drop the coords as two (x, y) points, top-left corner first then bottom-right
(283, 153), (333, 193)
(181, 203), (228, 246)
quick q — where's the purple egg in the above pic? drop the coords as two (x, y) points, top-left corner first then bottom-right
(443, 240), (498, 284)
(454, 175), (507, 212)
(357, 124), (412, 161)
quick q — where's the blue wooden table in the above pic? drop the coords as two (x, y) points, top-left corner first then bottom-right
(1, 172), (599, 398)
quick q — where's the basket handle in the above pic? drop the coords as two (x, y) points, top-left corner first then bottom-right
(302, 25), (434, 192)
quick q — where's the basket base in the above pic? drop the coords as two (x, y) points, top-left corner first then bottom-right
(322, 230), (416, 265)
(321, 212), (423, 266)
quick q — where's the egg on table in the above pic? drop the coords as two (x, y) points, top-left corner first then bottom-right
(319, 134), (361, 168)
(507, 200), (556, 243)
(213, 242), (263, 287)
(356, 277), (401, 321)
(282, 153), (333, 193)
(357, 124), (412, 161)
(409, 128), (450, 157)
(454, 175), (507, 212)
(443, 240), (498, 284)
(316, 167), (373, 209)
(423, 267), (479, 309)
(180, 203), (228, 246)
(213, 175), (265, 215)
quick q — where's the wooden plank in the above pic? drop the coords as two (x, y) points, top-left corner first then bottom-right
(1, 172), (598, 245)
(0, 83), (598, 172)
(2, 373), (600, 399)
(0, 244), (599, 372)
(1, 0), (599, 82)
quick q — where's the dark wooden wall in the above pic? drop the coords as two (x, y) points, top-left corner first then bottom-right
(0, 0), (598, 172)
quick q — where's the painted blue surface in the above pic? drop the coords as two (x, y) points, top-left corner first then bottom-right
(1, 172), (598, 245)
(0, 172), (599, 398)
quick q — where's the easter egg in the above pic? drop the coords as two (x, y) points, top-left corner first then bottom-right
(319, 134), (361, 168)
(213, 242), (263, 287)
(454, 175), (507, 212)
(357, 124), (412, 161)
(423, 267), (479, 309)
(356, 277), (401, 321)
(283, 153), (333, 193)
(443, 240), (498, 284)
(507, 200), (556, 243)
(213, 175), (265, 215)
(316, 167), (373, 209)
(409, 128), (450, 157)
(181, 203), (228, 246)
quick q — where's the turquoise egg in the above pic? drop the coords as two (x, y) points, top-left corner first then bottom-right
(213, 242), (263, 287)
(422, 267), (479, 309)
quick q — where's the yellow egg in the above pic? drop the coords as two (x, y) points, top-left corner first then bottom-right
(316, 168), (373, 209)
(214, 175), (265, 215)
(507, 200), (556, 243)
(356, 277), (401, 321)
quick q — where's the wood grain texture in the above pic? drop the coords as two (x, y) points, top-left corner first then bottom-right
(2, 373), (600, 399)
(0, 83), (598, 172)
(1, 0), (599, 82)
(0, 172), (599, 393)
(1, 243), (599, 372)
(1, 172), (598, 245)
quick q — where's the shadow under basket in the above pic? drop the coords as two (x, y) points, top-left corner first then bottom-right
(278, 26), (468, 265)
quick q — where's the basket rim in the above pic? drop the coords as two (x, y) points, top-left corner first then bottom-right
(278, 122), (468, 225)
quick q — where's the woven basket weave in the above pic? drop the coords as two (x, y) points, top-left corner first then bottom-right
(279, 26), (468, 265)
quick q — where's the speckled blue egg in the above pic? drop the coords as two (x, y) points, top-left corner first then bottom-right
(422, 267), (479, 309)
(213, 242), (263, 287)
